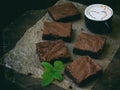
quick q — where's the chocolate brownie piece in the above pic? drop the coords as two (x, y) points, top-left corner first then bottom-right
(48, 3), (81, 22)
(42, 22), (72, 42)
(73, 32), (106, 58)
(36, 40), (70, 62)
(66, 56), (102, 85)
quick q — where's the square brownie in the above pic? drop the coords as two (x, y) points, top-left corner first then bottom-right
(73, 32), (106, 58)
(42, 22), (72, 42)
(48, 3), (81, 22)
(66, 56), (102, 85)
(36, 40), (70, 62)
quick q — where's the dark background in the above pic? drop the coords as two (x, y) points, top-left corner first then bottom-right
(0, 0), (120, 31)
(0, 0), (58, 30)
(0, 0), (58, 59)
(0, 0), (120, 90)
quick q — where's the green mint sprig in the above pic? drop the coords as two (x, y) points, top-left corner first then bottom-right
(41, 61), (65, 86)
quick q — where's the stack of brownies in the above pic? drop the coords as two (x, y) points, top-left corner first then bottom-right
(36, 3), (106, 86)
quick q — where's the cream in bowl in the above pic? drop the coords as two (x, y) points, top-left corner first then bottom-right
(84, 4), (113, 33)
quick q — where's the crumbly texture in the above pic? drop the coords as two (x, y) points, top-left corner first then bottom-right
(42, 22), (72, 42)
(66, 56), (102, 84)
(48, 3), (81, 22)
(36, 40), (70, 62)
(73, 32), (106, 58)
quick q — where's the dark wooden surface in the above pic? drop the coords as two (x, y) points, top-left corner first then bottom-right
(0, 1), (120, 90)
(0, 9), (64, 90)
(0, 10), (47, 58)
(0, 0), (58, 29)
(92, 48), (120, 90)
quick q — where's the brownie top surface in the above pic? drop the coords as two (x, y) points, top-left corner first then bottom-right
(48, 3), (80, 20)
(66, 56), (101, 83)
(43, 22), (71, 37)
(74, 32), (106, 52)
(36, 40), (70, 62)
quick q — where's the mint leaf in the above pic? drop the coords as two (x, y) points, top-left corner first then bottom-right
(41, 71), (54, 87)
(54, 61), (65, 73)
(41, 62), (54, 72)
(53, 72), (63, 81)
(41, 61), (65, 87)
